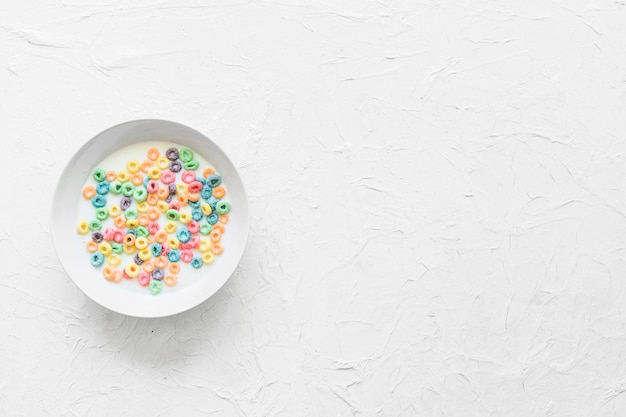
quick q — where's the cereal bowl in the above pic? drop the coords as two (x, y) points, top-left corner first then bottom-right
(51, 119), (249, 317)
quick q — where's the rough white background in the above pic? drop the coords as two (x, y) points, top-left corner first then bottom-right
(2, 0), (626, 415)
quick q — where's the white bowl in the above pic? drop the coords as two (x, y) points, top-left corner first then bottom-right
(51, 119), (250, 317)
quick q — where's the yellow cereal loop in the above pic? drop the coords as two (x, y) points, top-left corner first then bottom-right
(156, 156), (169, 170)
(147, 166), (161, 180)
(137, 201), (149, 213)
(176, 183), (188, 195)
(126, 219), (139, 229)
(179, 211), (191, 225)
(127, 159), (140, 174)
(124, 264), (140, 278)
(135, 237), (148, 249)
(157, 201), (169, 213)
(123, 244), (136, 254)
(200, 202), (212, 216)
(117, 171), (130, 183)
(198, 238), (212, 253)
(107, 254), (121, 266)
(167, 237), (180, 250)
(202, 252), (214, 264)
(99, 242), (112, 256)
(138, 248), (152, 261)
(77, 221), (90, 235)
(109, 205), (121, 217)
(164, 221), (177, 234)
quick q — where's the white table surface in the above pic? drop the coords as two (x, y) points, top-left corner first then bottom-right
(2, 1), (626, 415)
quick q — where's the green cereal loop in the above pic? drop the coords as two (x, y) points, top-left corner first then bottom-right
(133, 187), (148, 202)
(93, 168), (106, 182)
(149, 280), (163, 295)
(200, 223), (212, 235)
(110, 181), (123, 195)
(183, 159), (199, 170)
(124, 208), (138, 219)
(165, 209), (180, 221)
(88, 219), (102, 231)
(136, 225), (149, 238)
(179, 148), (193, 163)
(215, 201), (231, 215)
(121, 183), (135, 197)
(111, 242), (123, 254)
(95, 207), (109, 221)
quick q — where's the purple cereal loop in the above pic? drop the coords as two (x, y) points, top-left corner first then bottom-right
(151, 268), (164, 280)
(170, 160), (182, 172)
(120, 196), (132, 210)
(133, 253), (144, 265)
(166, 194), (173, 203)
(168, 183), (177, 196)
(165, 147), (179, 161)
(91, 231), (104, 243)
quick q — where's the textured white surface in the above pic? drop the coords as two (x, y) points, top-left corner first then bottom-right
(2, 0), (626, 415)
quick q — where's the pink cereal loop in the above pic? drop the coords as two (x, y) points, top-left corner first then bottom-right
(181, 171), (196, 184)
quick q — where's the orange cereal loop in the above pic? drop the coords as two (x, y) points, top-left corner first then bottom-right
(157, 187), (169, 200)
(147, 207), (160, 221)
(163, 274), (177, 287)
(147, 148), (159, 161)
(177, 194), (188, 207)
(131, 173), (144, 186)
(140, 160), (154, 173)
(147, 236), (156, 244)
(155, 230), (167, 244)
(82, 185), (96, 199)
(154, 255), (168, 268)
(187, 192), (200, 202)
(169, 263), (181, 274)
(103, 266), (117, 281)
(202, 167), (215, 178)
(113, 216), (126, 228)
(147, 194), (159, 206)
(86, 241), (98, 253)
(212, 186), (225, 199)
(138, 213), (149, 226)
(209, 230), (222, 243)
(123, 233), (136, 247)
(219, 214), (229, 224)
(212, 223), (225, 234)
(106, 171), (117, 182)
(142, 261), (154, 273)
(211, 243), (224, 255)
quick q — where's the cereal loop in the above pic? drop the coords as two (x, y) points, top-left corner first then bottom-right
(83, 185), (96, 199)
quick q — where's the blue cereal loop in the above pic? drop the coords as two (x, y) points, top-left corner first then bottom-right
(207, 174), (221, 188)
(206, 212), (219, 225)
(96, 181), (110, 195)
(188, 199), (200, 209)
(168, 249), (180, 262)
(191, 257), (202, 269)
(90, 251), (105, 267)
(176, 227), (191, 243)
(91, 195), (107, 208)
(191, 208), (203, 221)
(200, 186), (212, 200)
(196, 177), (206, 185)
(207, 196), (219, 209)
(150, 242), (162, 257)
